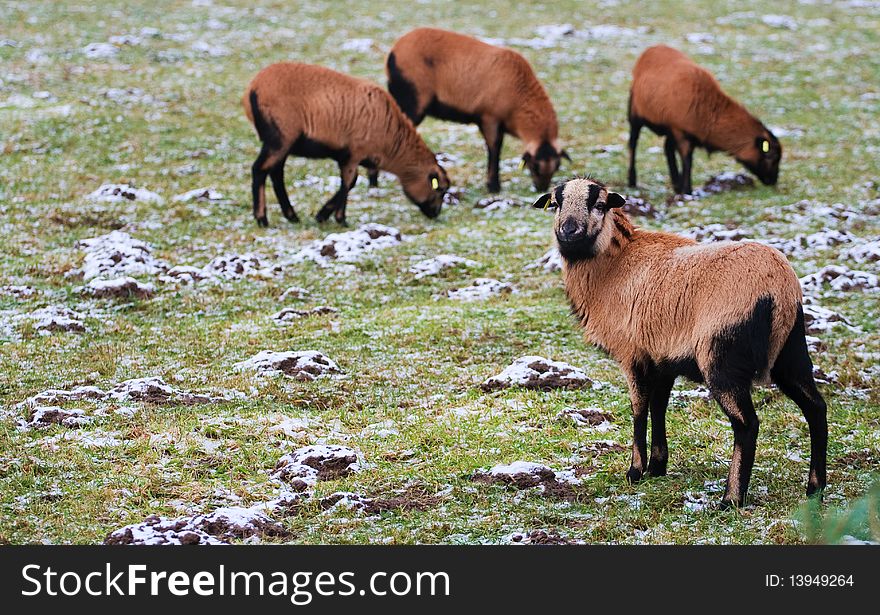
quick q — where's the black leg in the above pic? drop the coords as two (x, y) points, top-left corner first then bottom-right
(664, 136), (680, 193)
(333, 165), (358, 226)
(367, 168), (379, 188)
(647, 375), (675, 477)
(680, 143), (694, 195)
(269, 158), (299, 224)
(627, 118), (642, 188)
(480, 119), (503, 193)
(251, 145), (271, 227)
(315, 187), (346, 223)
(625, 362), (656, 484)
(709, 385), (759, 508)
(771, 308), (828, 498)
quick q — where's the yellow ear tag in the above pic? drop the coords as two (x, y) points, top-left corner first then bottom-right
(544, 198), (551, 211)
(518, 159), (526, 171)
(431, 177), (439, 190)
(762, 140), (770, 153)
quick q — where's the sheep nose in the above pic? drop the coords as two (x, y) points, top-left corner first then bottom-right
(558, 218), (584, 242)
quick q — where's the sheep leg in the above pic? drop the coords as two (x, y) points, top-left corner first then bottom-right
(367, 168), (379, 188)
(712, 387), (759, 508)
(625, 365), (654, 483)
(333, 163), (359, 226)
(627, 118), (642, 188)
(647, 375), (675, 477)
(677, 137), (695, 195)
(480, 119), (503, 193)
(770, 311), (828, 498)
(251, 145), (274, 227)
(269, 158), (300, 224)
(663, 135), (680, 193)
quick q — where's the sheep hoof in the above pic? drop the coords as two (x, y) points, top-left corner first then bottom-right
(283, 210), (300, 224)
(646, 461), (667, 477)
(806, 484), (825, 500)
(486, 181), (501, 194)
(255, 216), (269, 228)
(625, 467), (644, 484)
(314, 212), (330, 224)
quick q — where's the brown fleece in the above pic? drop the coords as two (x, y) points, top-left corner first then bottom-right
(554, 180), (801, 383)
(630, 45), (779, 168)
(388, 28), (563, 172)
(242, 62), (447, 205)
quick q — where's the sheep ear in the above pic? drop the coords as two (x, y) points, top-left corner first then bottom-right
(606, 192), (626, 209)
(560, 149), (571, 162)
(532, 193), (555, 210)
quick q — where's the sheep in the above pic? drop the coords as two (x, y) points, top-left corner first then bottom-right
(242, 62), (449, 227)
(378, 27), (569, 194)
(627, 45), (782, 195)
(533, 178), (827, 507)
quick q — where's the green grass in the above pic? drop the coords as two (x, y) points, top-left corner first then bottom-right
(0, 0), (878, 544)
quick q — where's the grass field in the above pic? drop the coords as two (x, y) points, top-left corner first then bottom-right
(1, 0), (878, 545)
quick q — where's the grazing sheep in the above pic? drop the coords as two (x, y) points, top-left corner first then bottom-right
(379, 27), (569, 193)
(533, 178), (826, 507)
(243, 62), (449, 227)
(627, 45), (782, 194)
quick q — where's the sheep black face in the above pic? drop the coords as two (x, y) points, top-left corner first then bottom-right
(403, 164), (449, 219)
(739, 130), (782, 186)
(523, 141), (570, 192)
(533, 179), (626, 261)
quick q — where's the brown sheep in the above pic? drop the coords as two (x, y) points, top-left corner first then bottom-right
(242, 62), (449, 227)
(628, 45), (782, 194)
(533, 178), (827, 508)
(378, 27), (569, 194)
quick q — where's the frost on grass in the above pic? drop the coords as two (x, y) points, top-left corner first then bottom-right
(409, 255), (479, 279)
(800, 265), (879, 294)
(272, 444), (361, 491)
(105, 506), (288, 545)
(233, 350), (342, 380)
(70, 230), (168, 280)
(272, 306), (338, 326)
(443, 278), (514, 301)
(290, 224), (402, 266)
(524, 248), (562, 273)
(16, 306), (85, 333)
(481, 356), (593, 391)
(82, 276), (155, 299)
(86, 184), (163, 204)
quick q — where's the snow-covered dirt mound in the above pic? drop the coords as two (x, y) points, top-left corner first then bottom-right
(82, 276), (155, 298)
(233, 350), (342, 380)
(16, 306), (85, 333)
(290, 224), (402, 266)
(86, 183), (163, 204)
(443, 278), (514, 301)
(272, 444), (361, 490)
(800, 265), (879, 294)
(105, 506), (288, 545)
(409, 255), (479, 279)
(481, 356), (593, 391)
(71, 231), (168, 280)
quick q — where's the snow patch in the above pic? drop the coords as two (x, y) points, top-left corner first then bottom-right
(71, 231), (168, 280)
(290, 224), (402, 266)
(409, 255), (479, 279)
(86, 184), (163, 204)
(443, 278), (514, 301)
